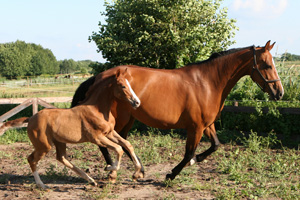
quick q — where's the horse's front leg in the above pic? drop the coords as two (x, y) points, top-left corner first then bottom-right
(195, 123), (220, 162)
(166, 128), (204, 180)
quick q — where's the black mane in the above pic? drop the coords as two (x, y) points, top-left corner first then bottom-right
(186, 46), (251, 66)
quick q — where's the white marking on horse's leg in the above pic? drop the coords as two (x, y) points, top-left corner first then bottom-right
(60, 156), (97, 186)
(190, 157), (196, 166)
(125, 79), (141, 106)
(33, 171), (46, 189)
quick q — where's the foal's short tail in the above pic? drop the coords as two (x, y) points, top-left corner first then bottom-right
(0, 117), (29, 136)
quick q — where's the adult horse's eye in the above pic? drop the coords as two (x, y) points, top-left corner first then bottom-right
(121, 85), (126, 88)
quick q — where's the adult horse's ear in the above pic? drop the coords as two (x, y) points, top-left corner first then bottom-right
(265, 40), (275, 51)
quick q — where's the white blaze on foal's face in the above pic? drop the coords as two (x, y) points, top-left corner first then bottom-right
(125, 79), (141, 108)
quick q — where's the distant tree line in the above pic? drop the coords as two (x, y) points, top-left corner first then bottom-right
(0, 41), (94, 79)
(275, 52), (300, 62)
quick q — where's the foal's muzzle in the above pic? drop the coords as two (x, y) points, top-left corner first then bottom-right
(130, 98), (141, 109)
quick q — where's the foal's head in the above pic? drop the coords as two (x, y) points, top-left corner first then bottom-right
(114, 69), (141, 109)
(250, 40), (284, 100)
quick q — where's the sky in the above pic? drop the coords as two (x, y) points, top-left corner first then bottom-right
(0, 0), (299, 62)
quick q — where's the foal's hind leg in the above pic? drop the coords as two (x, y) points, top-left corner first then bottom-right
(53, 140), (97, 186)
(106, 130), (143, 181)
(195, 123), (220, 163)
(27, 146), (51, 189)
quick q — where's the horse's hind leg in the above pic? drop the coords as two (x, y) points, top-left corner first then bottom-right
(195, 123), (220, 163)
(53, 140), (97, 186)
(106, 130), (143, 181)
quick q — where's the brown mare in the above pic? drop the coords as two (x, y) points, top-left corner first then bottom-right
(0, 69), (143, 189)
(72, 41), (284, 180)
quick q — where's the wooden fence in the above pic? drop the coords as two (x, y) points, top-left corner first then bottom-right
(0, 97), (72, 122)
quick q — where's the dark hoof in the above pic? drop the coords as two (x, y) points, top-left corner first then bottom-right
(104, 165), (117, 171)
(165, 173), (175, 181)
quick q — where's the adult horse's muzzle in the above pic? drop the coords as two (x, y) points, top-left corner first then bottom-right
(269, 84), (284, 101)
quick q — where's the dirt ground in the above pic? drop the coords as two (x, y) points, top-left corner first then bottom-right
(0, 142), (218, 200)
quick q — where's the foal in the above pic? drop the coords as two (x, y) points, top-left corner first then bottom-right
(0, 69), (142, 189)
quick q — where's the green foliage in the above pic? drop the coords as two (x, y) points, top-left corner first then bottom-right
(59, 59), (78, 74)
(89, 62), (110, 75)
(91, 0), (237, 69)
(0, 41), (59, 78)
(0, 129), (29, 144)
(218, 111), (300, 147)
(215, 132), (299, 199)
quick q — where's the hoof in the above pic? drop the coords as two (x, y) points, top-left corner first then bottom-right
(37, 183), (49, 190)
(104, 165), (117, 171)
(91, 181), (98, 187)
(132, 171), (144, 181)
(165, 173), (175, 181)
(108, 171), (117, 183)
(108, 177), (117, 183)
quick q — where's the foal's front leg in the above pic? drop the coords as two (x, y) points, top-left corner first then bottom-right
(106, 130), (143, 181)
(96, 135), (124, 183)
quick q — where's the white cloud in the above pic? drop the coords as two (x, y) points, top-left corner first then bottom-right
(232, 0), (288, 18)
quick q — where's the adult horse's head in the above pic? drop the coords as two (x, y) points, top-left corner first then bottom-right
(250, 40), (284, 100)
(114, 68), (141, 109)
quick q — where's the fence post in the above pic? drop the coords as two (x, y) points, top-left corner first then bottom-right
(32, 98), (38, 115)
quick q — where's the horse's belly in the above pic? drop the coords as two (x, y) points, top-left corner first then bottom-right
(132, 106), (185, 129)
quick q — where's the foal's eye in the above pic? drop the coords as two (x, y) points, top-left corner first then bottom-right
(121, 85), (126, 88)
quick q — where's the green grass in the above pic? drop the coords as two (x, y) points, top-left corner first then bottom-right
(0, 123), (299, 199)
(0, 128), (29, 144)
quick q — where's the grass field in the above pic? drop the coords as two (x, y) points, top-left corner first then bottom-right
(0, 129), (299, 199)
(0, 75), (89, 98)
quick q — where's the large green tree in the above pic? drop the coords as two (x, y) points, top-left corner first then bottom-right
(90, 0), (238, 69)
(0, 41), (59, 78)
(59, 59), (78, 74)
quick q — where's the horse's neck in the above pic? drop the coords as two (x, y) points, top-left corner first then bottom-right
(192, 49), (253, 105)
(217, 51), (252, 100)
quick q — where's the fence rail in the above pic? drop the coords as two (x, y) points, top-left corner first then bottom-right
(0, 97), (72, 122)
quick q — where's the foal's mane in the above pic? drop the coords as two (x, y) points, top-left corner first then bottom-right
(81, 74), (116, 104)
(186, 46), (251, 66)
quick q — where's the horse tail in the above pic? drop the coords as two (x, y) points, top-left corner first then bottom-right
(0, 117), (29, 136)
(71, 75), (96, 108)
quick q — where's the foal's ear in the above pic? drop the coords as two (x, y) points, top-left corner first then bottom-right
(265, 40), (275, 51)
(115, 68), (121, 78)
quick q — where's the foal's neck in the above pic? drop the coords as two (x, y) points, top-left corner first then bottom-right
(82, 81), (116, 115)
